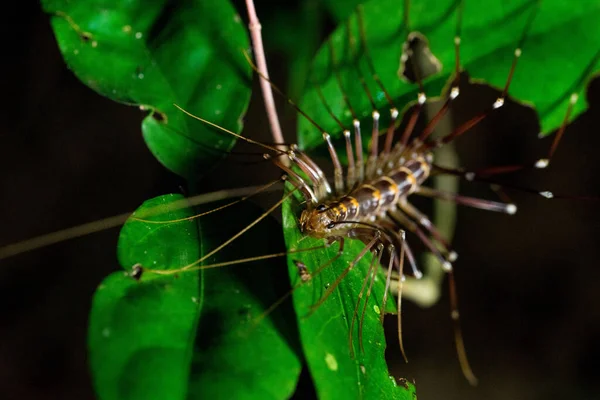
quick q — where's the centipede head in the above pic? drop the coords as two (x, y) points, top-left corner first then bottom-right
(299, 206), (339, 239)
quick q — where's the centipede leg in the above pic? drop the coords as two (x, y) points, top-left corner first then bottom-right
(349, 245), (381, 358)
(307, 232), (379, 314)
(358, 243), (384, 353)
(396, 231), (408, 363)
(448, 269), (478, 386)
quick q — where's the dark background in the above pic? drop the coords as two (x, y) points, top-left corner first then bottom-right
(1, 1), (599, 399)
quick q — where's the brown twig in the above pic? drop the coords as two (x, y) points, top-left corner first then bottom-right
(244, 0), (289, 164)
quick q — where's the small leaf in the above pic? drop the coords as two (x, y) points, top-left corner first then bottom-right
(282, 194), (416, 400)
(42, 0), (252, 178)
(299, 0), (600, 151)
(89, 195), (302, 400)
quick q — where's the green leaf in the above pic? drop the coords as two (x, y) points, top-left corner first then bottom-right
(282, 193), (416, 400)
(322, 0), (366, 22)
(299, 0), (600, 151)
(89, 194), (302, 400)
(42, 0), (252, 178)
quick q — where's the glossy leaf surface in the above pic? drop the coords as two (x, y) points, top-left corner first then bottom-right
(282, 194), (416, 400)
(42, 0), (252, 178)
(298, 0), (600, 151)
(89, 195), (301, 400)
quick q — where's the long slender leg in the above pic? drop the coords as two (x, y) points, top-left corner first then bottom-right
(241, 52), (346, 195)
(153, 188), (298, 275)
(308, 232), (380, 313)
(380, 244), (397, 325)
(432, 163), (599, 201)
(344, 130), (357, 188)
(358, 243), (384, 353)
(251, 238), (346, 328)
(0, 181), (286, 260)
(395, 231), (408, 363)
(423, 3), (540, 151)
(398, 200), (457, 261)
(343, 19), (380, 180)
(349, 245), (380, 357)
(448, 269), (478, 386)
(356, 7), (400, 159)
(416, 186), (517, 215)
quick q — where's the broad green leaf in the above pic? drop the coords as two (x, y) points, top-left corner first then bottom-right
(89, 194), (302, 400)
(299, 0), (600, 151)
(322, 0), (366, 22)
(42, 0), (251, 178)
(282, 194), (416, 400)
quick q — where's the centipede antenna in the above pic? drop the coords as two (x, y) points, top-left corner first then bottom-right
(164, 188), (296, 274)
(0, 184), (284, 261)
(174, 104), (285, 156)
(148, 245), (327, 277)
(349, 245), (380, 358)
(132, 178), (283, 225)
(396, 230), (409, 364)
(152, 189), (298, 276)
(448, 269), (478, 386)
(358, 243), (384, 354)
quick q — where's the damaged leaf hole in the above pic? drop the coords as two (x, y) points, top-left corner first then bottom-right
(399, 32), (442, 83)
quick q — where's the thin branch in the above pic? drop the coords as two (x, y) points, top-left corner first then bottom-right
(244, 0), (288, 163)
